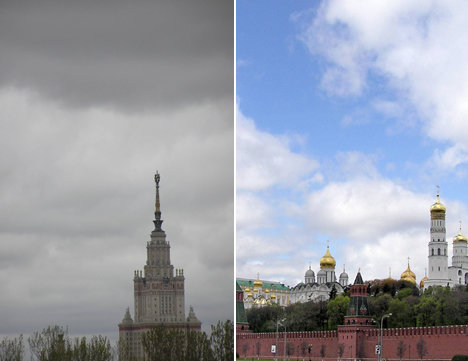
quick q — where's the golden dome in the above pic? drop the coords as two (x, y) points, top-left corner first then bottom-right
(403, 276), (417, 285)
(400, 261), (416, 284)
(454, 226), (468, 243)
(253, 288), (258, 293)
(245, 287), (250, 292)
(247, 292), (253, 298)
(320, 246), (336, 269)
(253, 277), (263, 287)
(270, 294), (276, 299)
(419, 275), (428, 288)
(264, 288), (270, 293)
(419, 269), (428, 288)
(430, 194), (446, 213)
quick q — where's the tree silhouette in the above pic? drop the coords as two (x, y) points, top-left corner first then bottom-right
(396, 340), (407, 360)
(416, 338), (428, 360)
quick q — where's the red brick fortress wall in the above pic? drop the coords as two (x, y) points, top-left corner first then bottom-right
(237, 325), (468, 360)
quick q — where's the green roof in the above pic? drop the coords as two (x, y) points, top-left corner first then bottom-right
(236, 278), (290, 291)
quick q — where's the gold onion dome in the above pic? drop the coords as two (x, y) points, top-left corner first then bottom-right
(420, 275), (428, 288)
(270, 294), (276, 299)
(430, 193), (446, 213)
(247, 292), (253, 298)
(454, 225), (468, 243)
(253, 278), (263, 287)
(400, 261), (416, 285)
(264, 288), (270, 293)
(245, 287), (250, 292)
(320, 246), (336, 269)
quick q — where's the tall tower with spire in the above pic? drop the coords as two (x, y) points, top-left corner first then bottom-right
(425, 189), (453, 288)
(118, 173), (201, 359)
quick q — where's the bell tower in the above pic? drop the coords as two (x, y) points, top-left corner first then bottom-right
(425, 188), (452, 288)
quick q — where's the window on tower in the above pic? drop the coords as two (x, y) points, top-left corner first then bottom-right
(438, 248), (441, 255)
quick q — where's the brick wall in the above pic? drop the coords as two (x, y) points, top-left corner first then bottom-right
(237, 325), (468, 360)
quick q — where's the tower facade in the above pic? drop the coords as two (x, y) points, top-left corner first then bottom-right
(425, 191), (452, 288)
(118, 173), (201, 359)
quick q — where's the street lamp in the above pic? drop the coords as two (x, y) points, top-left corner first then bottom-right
(378, 313), (392, 361)
(283, 322), (287, 361)
(275, 318), (286, 361)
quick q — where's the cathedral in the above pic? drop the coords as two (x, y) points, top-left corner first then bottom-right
(289, 246), (348, 303)
(118, 173), (201, 359)
(422, 190), (468, 289)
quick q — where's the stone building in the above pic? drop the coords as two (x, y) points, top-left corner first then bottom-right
(118, 173), (201, 359)
(290, 246), (348, 303)
(237, 277), (290, 309)
(423, 190), (468, 289)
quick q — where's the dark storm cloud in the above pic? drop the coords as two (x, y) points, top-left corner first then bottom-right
(0, 0), (233, 111)
(0, 93), (233, 338)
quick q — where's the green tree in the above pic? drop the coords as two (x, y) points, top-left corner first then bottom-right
(326, 295), (350, 330)
(210, 320), (234, 361)
(388, 298), (412, 328)
(28, 325), (71, 361)
(141, 327), (185, 361)
(415, 297), (437, 326)
(0, 335), (24, 361)
(368, 293), (392, 320)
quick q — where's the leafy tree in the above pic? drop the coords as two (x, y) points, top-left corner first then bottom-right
(326, 295), (350, 330)
(210, 320), (234, 361)
(28, 325), (71, 361)
(0, 335), (24, 361)
(388, 299), (412, 328)
(329, 284), (337, 300)
(415, 297), (437, 326)
(141, 327), (185, 361)
(368, 293), (392, 321)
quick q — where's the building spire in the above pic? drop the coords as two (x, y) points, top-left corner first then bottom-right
(153, 172), (164, 231)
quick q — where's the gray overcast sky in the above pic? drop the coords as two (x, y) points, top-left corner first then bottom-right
(0, 0), (233, 342)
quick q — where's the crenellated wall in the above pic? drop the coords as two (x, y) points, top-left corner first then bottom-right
(237, 325), (468, 360)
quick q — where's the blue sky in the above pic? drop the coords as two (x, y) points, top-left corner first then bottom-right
(236, 0), (468, 287)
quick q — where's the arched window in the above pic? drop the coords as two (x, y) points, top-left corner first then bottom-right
(438, 248), (441, 255)
(432, 249), (434, 256)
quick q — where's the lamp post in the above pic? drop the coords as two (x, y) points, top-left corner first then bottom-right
(283, 322), (287, 361)
(379, 313), (392, 361)
(275, 318), (286, 361)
